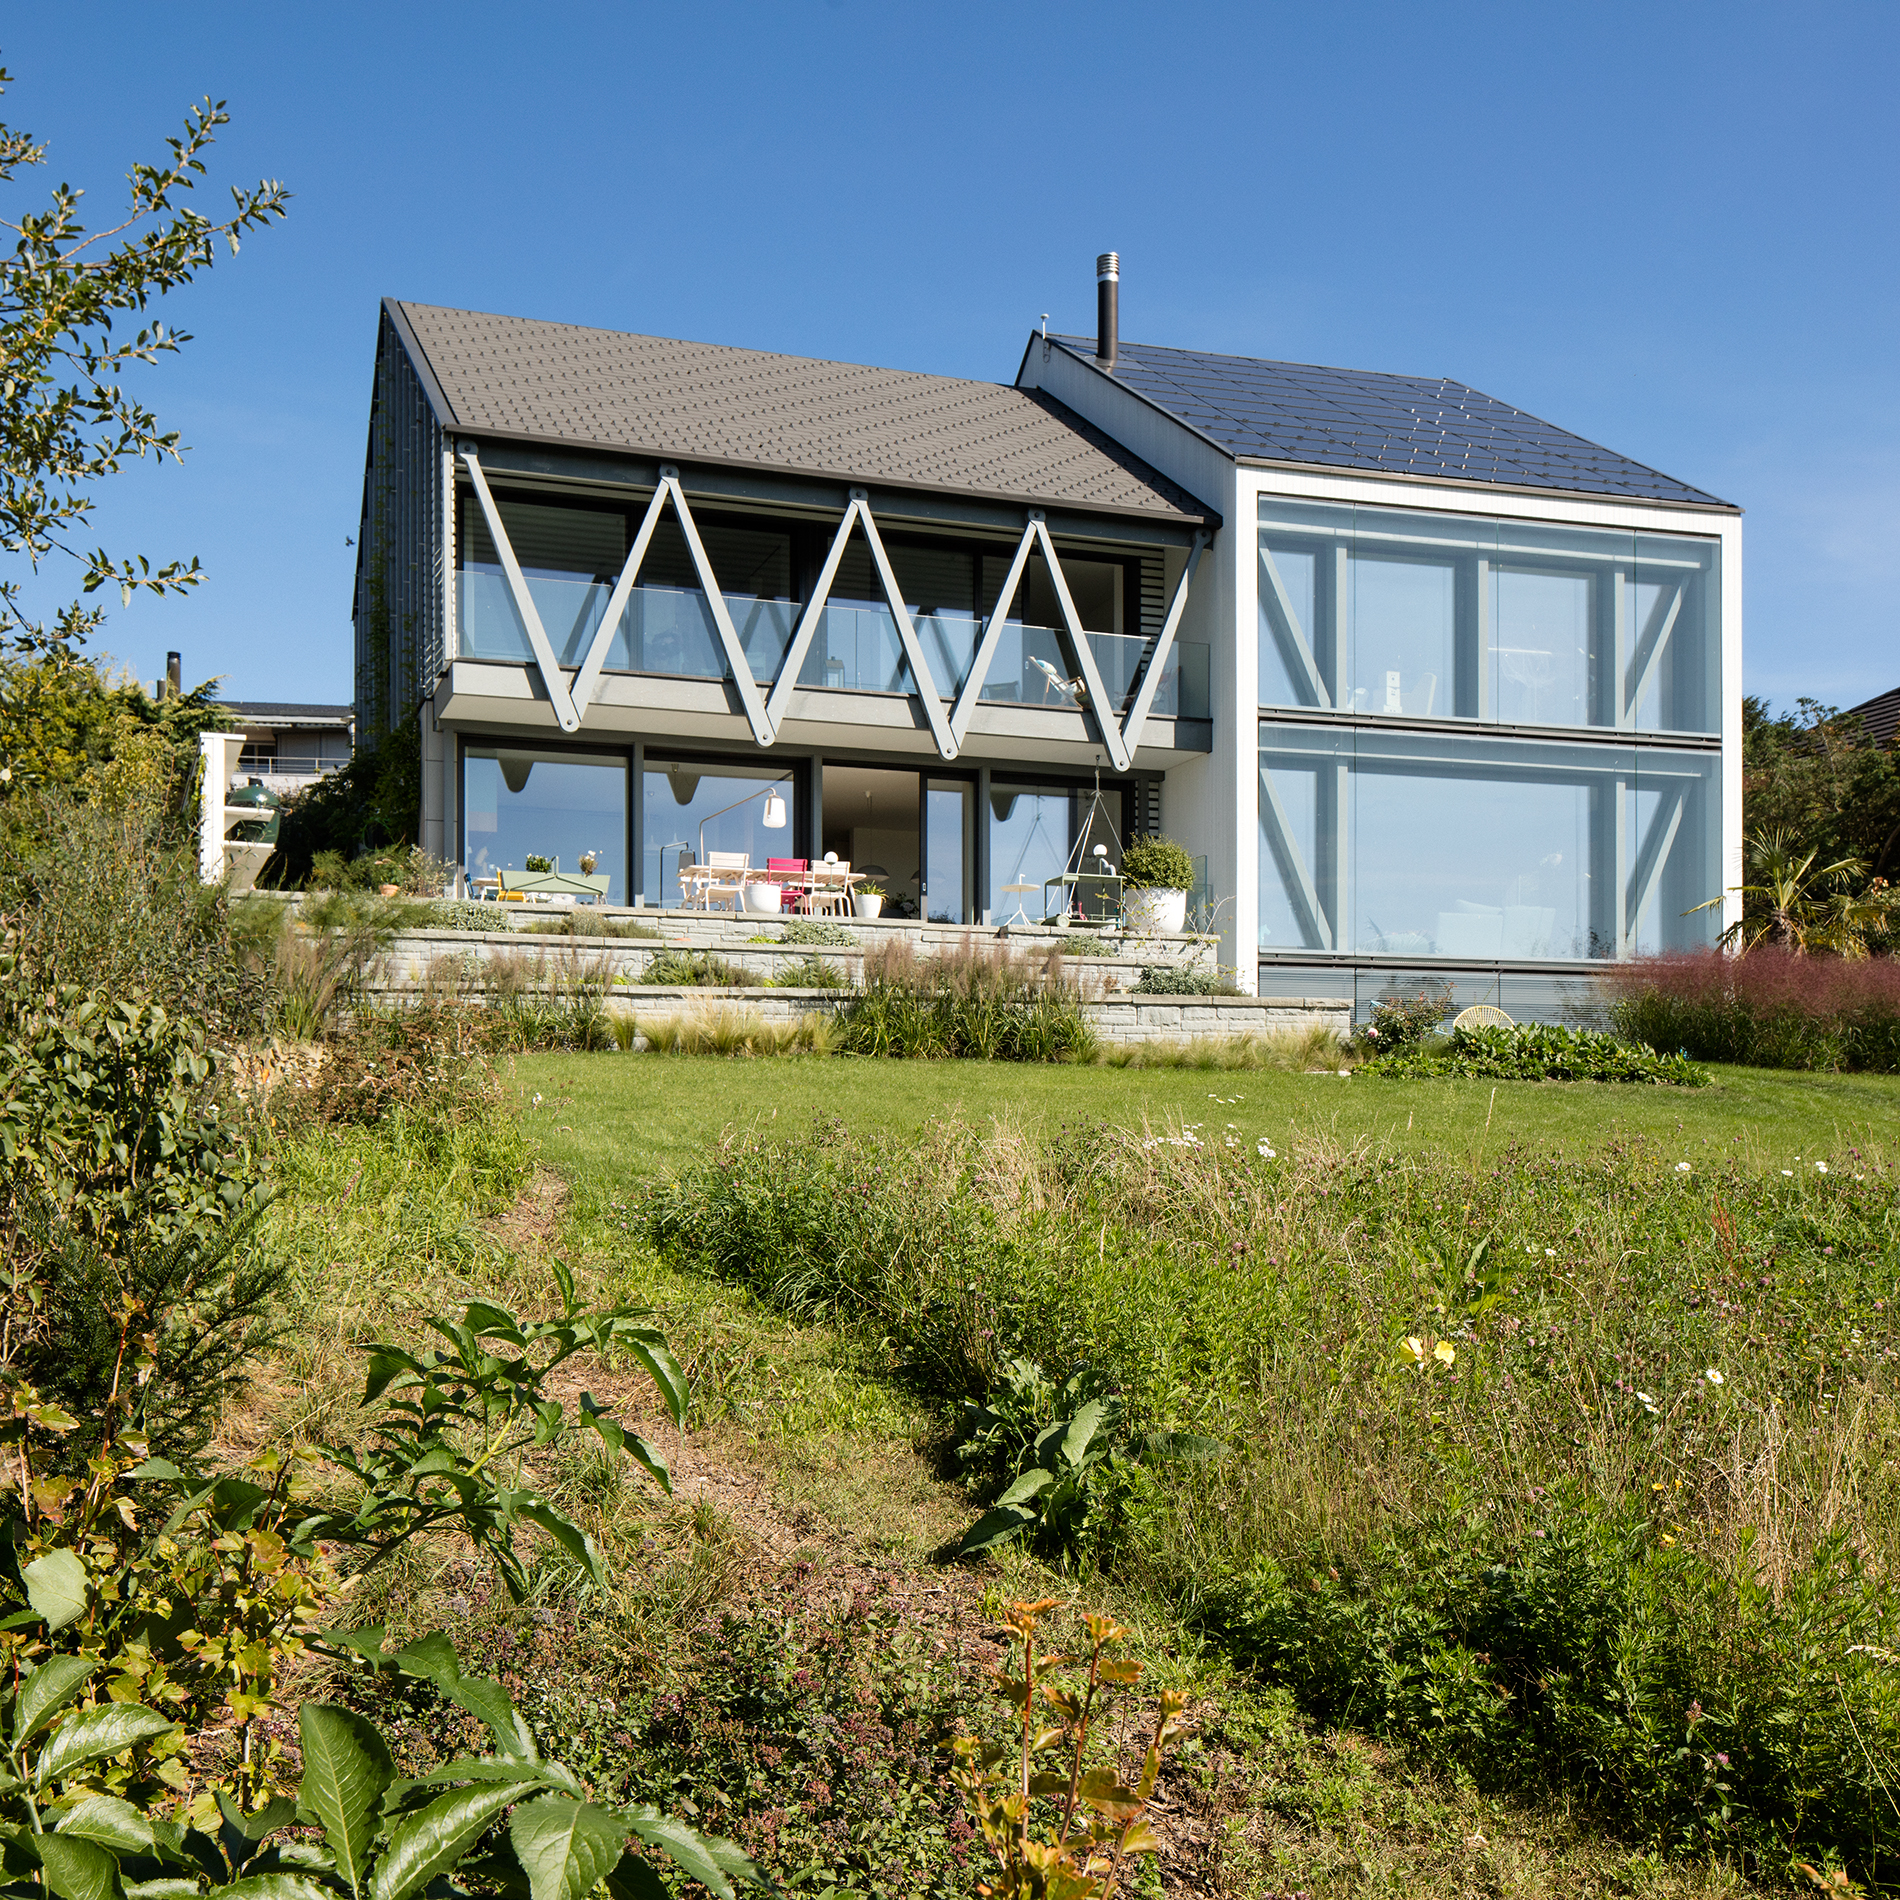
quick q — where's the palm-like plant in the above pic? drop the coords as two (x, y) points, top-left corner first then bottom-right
(1694, 827), (1898, 956)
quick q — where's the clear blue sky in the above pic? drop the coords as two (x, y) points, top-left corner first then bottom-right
(9, 2), (1896, 714)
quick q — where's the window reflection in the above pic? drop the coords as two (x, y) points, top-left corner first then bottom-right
(464, 748), (627, 904)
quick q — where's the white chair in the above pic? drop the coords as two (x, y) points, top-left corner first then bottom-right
(808, 859), (852, 918)
(702, 851), (749, 912)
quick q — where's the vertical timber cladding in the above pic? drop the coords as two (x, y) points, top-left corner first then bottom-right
(351, 312), (444, 743)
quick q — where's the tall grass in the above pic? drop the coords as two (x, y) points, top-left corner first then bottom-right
(649, 1115), (1900, 1871)
(839, 937), (1094, 1061)
(627, 1004), (835, 1057)
(1608, 948), (1900, 1071)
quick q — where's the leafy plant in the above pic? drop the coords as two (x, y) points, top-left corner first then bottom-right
(950, 1598), (1186, 1899)
(523, 854), (553, 874)
(1365, 1022), (1709, 1086)
(955, 1360), (1220, 1564)
(304, 1258), (685, 1602)
(1118, 836), (1194, 892)
(641, 949), (753, 987)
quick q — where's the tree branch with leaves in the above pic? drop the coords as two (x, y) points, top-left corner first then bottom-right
(0, 67), (288, 655)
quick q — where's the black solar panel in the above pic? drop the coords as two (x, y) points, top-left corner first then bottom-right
(1048, 336), (1729, 508)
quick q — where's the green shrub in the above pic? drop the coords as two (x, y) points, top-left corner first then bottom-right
(0, 788), (264, 1034)
(1119, 834), (1195, 891)
(1132, 963), (1236, 995)
(777, 916), (855, 948)
(774, 954), (847, 989)
(1361, 984), (1453, 1052)
(838, 940), (1093, 1062)
(1367, 1022), (1709, 1085)
(642, 948), (756, 987)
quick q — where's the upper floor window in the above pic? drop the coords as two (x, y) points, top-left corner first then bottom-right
(1258, 496), (1720, 736)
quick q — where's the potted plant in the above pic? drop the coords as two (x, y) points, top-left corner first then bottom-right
(524, 853), (553, 873)
(1120, 835), (1195, 934)
(578, 849), (599, 876)
(853, 879), (886, 920)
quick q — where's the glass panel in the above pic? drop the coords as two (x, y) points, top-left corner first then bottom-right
(989, 786), (1073, 921)
(1349, 729), (1632, 959)
(641, 761), (793, 909)
(1630, 749), (1722, 953)
(1489, 520), (1624, 728)
(463, 748), (627, 905)
(1258, 725), (1346, 951)
(800, 603), (913, 693)
(1258, 498), (1350, 709)
(1347, 509), (1484, 719)
(1632, 534), (1721, 734)
(925, 780), (972, 923)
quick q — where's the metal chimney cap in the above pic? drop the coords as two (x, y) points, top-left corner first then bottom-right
(1096, 252), (1119, 281)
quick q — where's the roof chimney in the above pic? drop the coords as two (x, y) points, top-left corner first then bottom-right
(1095, 253), (1118, 370)
(166, 651), (182, 699)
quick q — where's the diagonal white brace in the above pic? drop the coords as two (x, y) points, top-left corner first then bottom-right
(764, 499), (864, 733)
(857, 502), (959, 761)
(1624, 581), (1684, 727)
(1625, 780), (1686, 949)
(949, 519), (1038, 747)
(1120, 531), (1207, 758)
(461, 449), (581, 732)
(569, 480), (671, 722)
(1030, 518), (1130, 772)
(663, 471), (774, 747)
(1259, 760), (1332, 950)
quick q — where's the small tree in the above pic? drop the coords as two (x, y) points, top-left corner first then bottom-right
(0, 65), (288, 655)
(1693, 826), (1899, 957)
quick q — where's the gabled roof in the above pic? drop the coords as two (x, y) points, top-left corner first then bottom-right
(1844, 686), (1900, 748)
(387, 302), (1211, 527)
(1038, 333), (1733, 510)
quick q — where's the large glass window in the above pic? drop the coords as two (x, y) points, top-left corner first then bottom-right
(988, 785), (1074, 922)
(464, 747), (628, 904)
(641, 760), (793, 909)
(1259, 496), (1720, 735)
(1258, 723), (1720, 961)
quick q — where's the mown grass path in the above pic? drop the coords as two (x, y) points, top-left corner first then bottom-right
(513, 1050), (1900, 1185)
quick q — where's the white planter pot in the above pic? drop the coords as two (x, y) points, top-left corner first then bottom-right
(853, 893), (885, 919)
(743, 881), (783, 915)
(1124, 886), (1188, 934)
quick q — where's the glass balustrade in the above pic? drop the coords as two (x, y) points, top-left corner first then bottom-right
(458, 567), (1208, 720)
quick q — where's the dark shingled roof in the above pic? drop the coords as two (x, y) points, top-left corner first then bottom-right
(1844, 686), (1900, 748)
(224, 703), (354, 724)
(390, 303), (1210, 525)
(1043, 334), (1732, 510)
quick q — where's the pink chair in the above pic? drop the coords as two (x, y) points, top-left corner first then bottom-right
(767, 857), (809, 913)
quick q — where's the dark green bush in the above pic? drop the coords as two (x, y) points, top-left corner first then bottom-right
(1361, 984), (1454, 1053)
(774, 954), (847, 989)
(1119, 834), (1195, 891)
(1366, 1022), (1709, 1085)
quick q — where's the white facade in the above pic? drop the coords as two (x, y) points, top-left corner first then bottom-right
(1019, 339), (1740, 1013)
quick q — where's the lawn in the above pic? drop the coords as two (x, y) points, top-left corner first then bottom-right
(512, 1048), (1900, 1185)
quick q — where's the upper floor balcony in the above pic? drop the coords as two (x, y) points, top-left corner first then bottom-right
(456, 568), (1210, 722)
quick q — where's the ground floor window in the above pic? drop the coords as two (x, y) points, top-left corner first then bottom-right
(463, 746), (629, 903)
(1258, 723), (1720, 960)
(643, 760), (794, 909)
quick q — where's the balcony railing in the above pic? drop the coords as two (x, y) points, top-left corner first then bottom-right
(457, 571), (1209, 720)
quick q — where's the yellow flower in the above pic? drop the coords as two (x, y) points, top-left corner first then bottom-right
(1434, 1340), (1456, 1368)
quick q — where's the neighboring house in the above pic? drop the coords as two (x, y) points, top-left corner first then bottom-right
(1843, 686), (1899, 749)
(222, 702), (355, 794)
(352, 264), (1739, 1012)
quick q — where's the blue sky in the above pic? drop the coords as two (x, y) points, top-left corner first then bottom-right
(8, 2), (1896, 713)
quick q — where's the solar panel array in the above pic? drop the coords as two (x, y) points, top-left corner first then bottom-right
(1048, 335), (1730, 508)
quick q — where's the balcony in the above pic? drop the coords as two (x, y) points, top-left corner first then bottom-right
(457, 571), (1209, 720)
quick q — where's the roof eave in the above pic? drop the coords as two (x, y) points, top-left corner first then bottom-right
(451, 420), (1214, 532)
(385, 298), (461, 429)
(1233, 453), (1742, 517)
